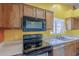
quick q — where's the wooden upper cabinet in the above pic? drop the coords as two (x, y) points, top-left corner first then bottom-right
(19, 4), (23, 21)
(46, 11), (53, 30)
(0, 4), (54, 29)
(66, 17), (79, 30)
(76, 17), (79, 29)
(0, 4), (3, 28)
(66, 17), (76, 30)
(36, 8), (45, 19)
(9, 4), (21, 28)
(2, 4), (21, 29)
(0, 30), (4, 43)
(24, 4), (45, 19)
(24, 4), (36, 17)
(66, 18), (73, 30)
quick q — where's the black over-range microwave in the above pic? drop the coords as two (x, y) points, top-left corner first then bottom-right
(22, 16), (46, 32)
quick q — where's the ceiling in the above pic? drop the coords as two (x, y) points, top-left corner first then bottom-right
(28, 3), (79, 19)
(28, 3), (79, 9)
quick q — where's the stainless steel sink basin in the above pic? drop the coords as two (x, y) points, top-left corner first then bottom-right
(59, 38), (71, 41)
(57, 37), (71, 41)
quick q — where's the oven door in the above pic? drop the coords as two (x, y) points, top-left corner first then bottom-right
(37, 52), (48, 56)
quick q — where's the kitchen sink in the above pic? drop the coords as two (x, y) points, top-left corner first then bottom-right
(57, 37), (71, 41)
(43, 37), (65, 45)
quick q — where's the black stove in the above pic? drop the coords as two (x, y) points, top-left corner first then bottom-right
(23, 34), (42, 50)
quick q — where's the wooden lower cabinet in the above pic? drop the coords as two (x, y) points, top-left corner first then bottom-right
(76, 40), (79, 55)
(64, 41), (76, 56)
(53, 40), (79, 56)
(0, 30), (4, 43)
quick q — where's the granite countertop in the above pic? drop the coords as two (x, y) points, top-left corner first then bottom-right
(0, 40), (23, 56)
(43, 36), (79, 46)
(0, 35), (79, 55)
(0, 39), (52, 56)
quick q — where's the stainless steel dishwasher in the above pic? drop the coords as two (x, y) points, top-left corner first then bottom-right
(53, 44), (65, 56)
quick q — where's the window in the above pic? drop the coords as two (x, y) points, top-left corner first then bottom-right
(53, 17), (65, 34)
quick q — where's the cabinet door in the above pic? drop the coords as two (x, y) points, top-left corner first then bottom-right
(0, 30), (4, 43)
(24, 4), (36, 17)
(66, 18), (72, 30)
(46, 11), (53, 30)
(76, 40), (79, 48)
(73, 18), (78, 29)
(2, 4), (10, 28)
(66, 18), (76, 30)
(36, 8), (45, 19)
(19, 4), (23, 23)
(0, 4), (3, 28)
(9, 4), (21, 28)
(76, 17), (79, 29)
(76, 40), (79, 55)
(3, 4), (21, 28)
(71, 17), (79, 30)
(70, 43), (76, 56)
(64, 41), (76, 56)
(66, 17), (79, 30)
